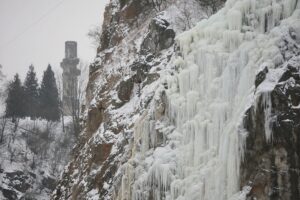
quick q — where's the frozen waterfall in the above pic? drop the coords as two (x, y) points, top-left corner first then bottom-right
(116, 0), (299, 199)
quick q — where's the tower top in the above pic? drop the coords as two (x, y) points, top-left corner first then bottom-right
(65, 41), (77, 59)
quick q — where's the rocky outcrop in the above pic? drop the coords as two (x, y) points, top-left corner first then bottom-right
(42, 176), (57, 191)
(241, 27), (300, 200)
(0, 187), (18, 200)
(117, 78), (134, 102)
(98, 0), (154, 53)
(140, 17), (176, 55)
(255, 67), (269, 88)
(87, 103), (104, 134)
(5, 171), (33, 193)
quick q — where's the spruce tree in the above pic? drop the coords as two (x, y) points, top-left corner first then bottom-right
(39, 65), (60, 121)
(24, 65), (39, 119)
(5, 74), (25, 121)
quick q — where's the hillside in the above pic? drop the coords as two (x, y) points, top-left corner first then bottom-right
(0, 118), (75, 199)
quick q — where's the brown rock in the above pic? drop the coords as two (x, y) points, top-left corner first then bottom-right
(117, 78), (134, 102)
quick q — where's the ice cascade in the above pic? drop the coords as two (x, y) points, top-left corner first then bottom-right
(116, 0), (299, 200)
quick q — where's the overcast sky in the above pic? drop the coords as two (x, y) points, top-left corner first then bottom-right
(0, 0), (108, 80)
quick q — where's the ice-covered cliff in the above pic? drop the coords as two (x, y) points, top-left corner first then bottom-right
(53, 0), (300, 199)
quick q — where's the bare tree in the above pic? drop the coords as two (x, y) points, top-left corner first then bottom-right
(152, 0), (164, 11)
(57, 61), (87, 137)
(0, 116), (7, 143)
(177, 1), (193, 31)
(0, 64), (5, 83)
(68, 61), (88, 136)
(30, 155), (36, 169)
(55, 70), (65, 133)
(69, 82), (81, 136)
(51, 146), (60, 174)
(197, 0), (226, 15)
(87, 26), (102, 49)
(13, 118), (20, 133)
(8, 146), (16, 163)
(144, 0), (165, 11)
(0, 74), (8, 144)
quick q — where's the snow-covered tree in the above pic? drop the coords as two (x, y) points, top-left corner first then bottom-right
(87, 26), (102, 49)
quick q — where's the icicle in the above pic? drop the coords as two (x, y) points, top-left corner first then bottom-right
(186, 91), (199, 120)
(223, 30), (243, 52)
(262, 92), (273, 142)
(228, 9), (243, 30)
(283, 0), (297, 18)
(238, 127), (249, 163)
(178, 69), (190, 96)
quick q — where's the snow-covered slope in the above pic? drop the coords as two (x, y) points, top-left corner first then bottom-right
(53, 0), (300, 199)
(0, 118), (75, 200)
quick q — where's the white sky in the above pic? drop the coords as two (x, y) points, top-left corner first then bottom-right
(0, 0), (108, 80)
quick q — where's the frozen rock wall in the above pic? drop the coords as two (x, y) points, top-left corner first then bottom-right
(117, 0), (300, 200)
(53, 0), (300, 199)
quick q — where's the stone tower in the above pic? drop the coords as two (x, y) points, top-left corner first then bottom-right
(61, 41), (80, 115)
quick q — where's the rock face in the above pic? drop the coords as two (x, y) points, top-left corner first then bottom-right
(5, 171), (33, 193)
(117, 78), (134, 102)
(255, 67), (269, 88)
(52, 0), (181, 199)
(97, 0), (153, 53)
(140, 17), (175, 55)
(242, 30), (300, 200)
(0, 187), (18, 200)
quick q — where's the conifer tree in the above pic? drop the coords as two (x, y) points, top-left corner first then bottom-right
(39, 65), (60, 121)
(5, 74), (25, 121)
(24, 65), (39, 119)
